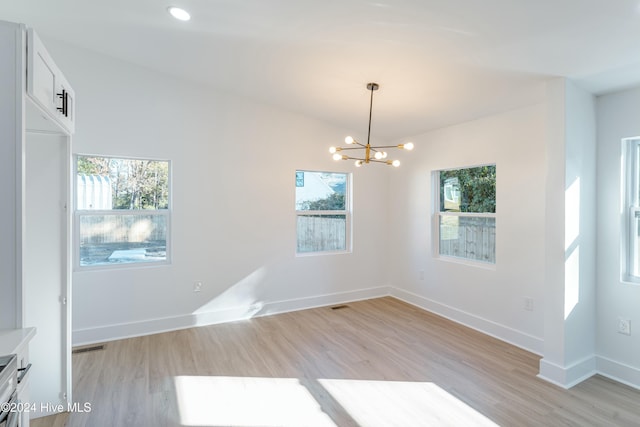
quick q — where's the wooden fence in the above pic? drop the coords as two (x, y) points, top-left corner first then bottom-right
(297, 215), (346, 253)
(78, 214), (167, 266)
(439, 216), (496, 263)
(78, 214), (167, 244)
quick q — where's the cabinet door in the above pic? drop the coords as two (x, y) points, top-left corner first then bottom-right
(26, 29), (75, 134)
(25, 132), (71, 415)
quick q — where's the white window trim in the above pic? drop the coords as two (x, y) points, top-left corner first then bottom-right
(433, 168), (496, 267)
(74, 154), (172, 271)
(295, 170), (352, 256)
(622, 138), (640, 284)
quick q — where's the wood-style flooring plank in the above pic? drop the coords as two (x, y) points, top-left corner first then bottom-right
(31, 297), (640, 426)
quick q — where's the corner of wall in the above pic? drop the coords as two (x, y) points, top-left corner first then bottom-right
(538, 356), (597, 389)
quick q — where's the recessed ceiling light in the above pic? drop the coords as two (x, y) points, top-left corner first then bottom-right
(168, 6), (191, 21)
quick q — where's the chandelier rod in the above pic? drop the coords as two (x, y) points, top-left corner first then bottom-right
(366, 82), (378, 147)
(367, 85), (373, 146)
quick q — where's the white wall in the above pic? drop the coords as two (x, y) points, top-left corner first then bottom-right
(596, 86), (640, 387)
(45, 40), (392, 344)
(388, 103), (547, 354)
(539, 78), (597, 388)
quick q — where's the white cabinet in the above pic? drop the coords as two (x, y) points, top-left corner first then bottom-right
(0, 328), (35, 427)
(26, 29), (75, 134)
(15, 333), (33, 427)
(0, 19), (73, 421)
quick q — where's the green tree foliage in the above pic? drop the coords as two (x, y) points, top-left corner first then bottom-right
(301, 193), (345, 211)
(300, 193), (346, 219)
(77, 156), (169, 210)
(77, 156), (109, 176)
(440, 165), (496, 213)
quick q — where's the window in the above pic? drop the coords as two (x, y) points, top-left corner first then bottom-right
(435, 165), (496, 264)
(624, 138), (640, 282)
(295, 170), (350, 254)
(75, 155), (170, 268)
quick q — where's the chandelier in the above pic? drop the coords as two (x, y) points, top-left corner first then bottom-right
(330, 82), (414, 167)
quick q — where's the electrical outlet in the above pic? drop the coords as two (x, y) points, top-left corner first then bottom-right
(524, 297), (534, 312)
(193, 281), (202, 293)
(618, 317), (631, 335)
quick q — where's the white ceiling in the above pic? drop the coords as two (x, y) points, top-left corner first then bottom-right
(2, 0), (640, 140)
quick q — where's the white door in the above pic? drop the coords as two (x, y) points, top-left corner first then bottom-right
(24, 131), (71, 416)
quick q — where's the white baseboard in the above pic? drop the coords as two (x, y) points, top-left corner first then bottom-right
(389, 287), (545, 355)
(596, 356), (640, 391)
(72, 285), (640, 392)
(538, 356), (597, 389)
(72, 286), (391, 346)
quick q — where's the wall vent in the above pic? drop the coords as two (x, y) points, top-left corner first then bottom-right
(72, 344), (105, 354)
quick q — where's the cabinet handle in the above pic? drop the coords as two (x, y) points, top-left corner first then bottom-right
(57, 90), (68, 117)
(17, 364), (32, 384)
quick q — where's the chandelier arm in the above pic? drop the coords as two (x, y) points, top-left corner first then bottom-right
(336, 146), (365, 151)
(371, 145), (401, 149)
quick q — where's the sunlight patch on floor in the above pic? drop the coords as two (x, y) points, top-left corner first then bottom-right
(318, 379), (498, 427)
(174, 376), (336, 427)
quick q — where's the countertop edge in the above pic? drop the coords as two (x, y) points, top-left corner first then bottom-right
(0, 327), (36, 355)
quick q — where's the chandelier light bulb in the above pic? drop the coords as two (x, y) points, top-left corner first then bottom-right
(355, 160), (363, 167)
(345, 136), (354, 144)
(374, 151), (383, 160)
(382, 151), (388, 158)
(329, 146), (337, 154)
(332, 153), (342, 161)
(402, 142), (415, 151)
(392, 160), (401, 167)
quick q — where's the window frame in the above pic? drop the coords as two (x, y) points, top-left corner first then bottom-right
(295, 170), (352, 256)
(623, 138), (640, 283)
(74, 154), (172, 271)
(433, 164), (496, 267)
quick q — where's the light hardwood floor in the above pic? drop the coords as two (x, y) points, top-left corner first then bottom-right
(32, 297), (640, 426)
